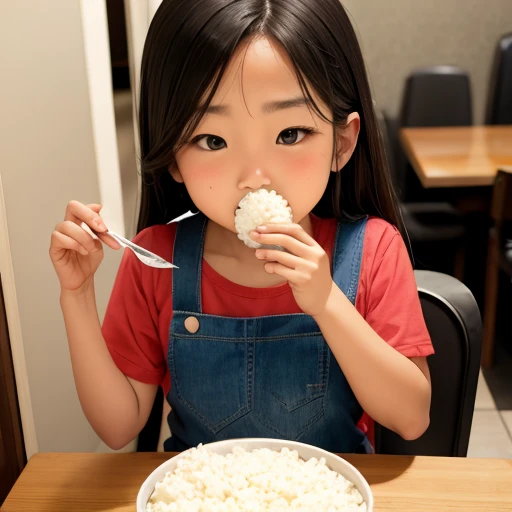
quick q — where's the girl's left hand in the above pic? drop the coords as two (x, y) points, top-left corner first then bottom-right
(251, 223), (334, 317)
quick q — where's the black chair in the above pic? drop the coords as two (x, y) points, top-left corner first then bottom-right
(397, 66), (472, 203)
(387, 66), (474, 278)
(399, 66), (470, 194)
(400, 66), (472, 129)
(482, 168), (512, 368)
(376, 109), (466, 280)
(375, 270), (482, 457)
(486, 33), (512, 125)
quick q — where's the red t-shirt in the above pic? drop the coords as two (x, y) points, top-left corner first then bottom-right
(102, 215), (434, 442)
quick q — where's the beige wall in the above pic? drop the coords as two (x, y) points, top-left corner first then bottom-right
(342, 0), (511, 123)
(0, 1), (123, 453)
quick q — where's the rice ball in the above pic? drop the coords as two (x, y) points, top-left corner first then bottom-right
(234, 189), (293, 248)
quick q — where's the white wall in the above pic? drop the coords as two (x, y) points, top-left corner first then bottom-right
(122, 0), (163, 236)
(0, 1), (124, 454)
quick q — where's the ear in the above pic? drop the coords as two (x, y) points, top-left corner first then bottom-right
(331, 112), (360, 172)
(168, 163), (184, 183)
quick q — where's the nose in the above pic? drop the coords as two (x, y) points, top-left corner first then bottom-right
(237, 166), (271, 190)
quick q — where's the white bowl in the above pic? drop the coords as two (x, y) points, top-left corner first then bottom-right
(137, 438), (374, 511)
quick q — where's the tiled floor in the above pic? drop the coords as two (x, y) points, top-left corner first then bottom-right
(468, 370), (512, 458)
(471, 293), (512, 459)
(112, 89), (512, 459)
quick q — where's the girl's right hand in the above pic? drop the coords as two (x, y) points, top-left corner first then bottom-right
(50, 201), (121, 292)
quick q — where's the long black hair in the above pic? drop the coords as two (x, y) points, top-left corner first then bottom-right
(136, 0), (406, 245)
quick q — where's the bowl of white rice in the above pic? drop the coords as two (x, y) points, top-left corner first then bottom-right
(137, 438), (373, 511)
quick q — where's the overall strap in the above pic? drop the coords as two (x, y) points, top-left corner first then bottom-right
(332, 217), (368, 304)
(172, 213), (208, 313)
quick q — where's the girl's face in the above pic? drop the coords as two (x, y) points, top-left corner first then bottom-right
(172, 36), (352, 234)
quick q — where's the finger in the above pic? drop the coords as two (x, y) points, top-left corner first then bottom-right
(64, 200), (107, 233)
(83, 205), (120, 250)
(51, 230), (89, 257)
(263, 261), (300, 283)
(79, 221), (121, 250)
(250, 231), (311, 258)
(256, 223), (316, 246)
(97, 232), (121, 250)
(55, 221), (102, 253)
(255, 248), (311, 271)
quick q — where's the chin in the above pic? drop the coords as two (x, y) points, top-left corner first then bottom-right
(206, 215), (238, 234)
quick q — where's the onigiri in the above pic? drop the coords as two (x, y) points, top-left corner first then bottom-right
(234, 189), (293, 248)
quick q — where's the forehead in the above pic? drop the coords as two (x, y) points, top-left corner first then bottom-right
(212, 36), (303, 101)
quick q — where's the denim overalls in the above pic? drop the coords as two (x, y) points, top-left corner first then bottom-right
(164, 213), (372, 454)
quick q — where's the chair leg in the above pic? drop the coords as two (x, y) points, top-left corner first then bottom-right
(454, 245), (465, 283)
(481, 233), (500, 368)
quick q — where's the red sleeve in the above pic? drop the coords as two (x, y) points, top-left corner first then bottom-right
(101, 227), (170, 386)
(356, 219), (434, 358)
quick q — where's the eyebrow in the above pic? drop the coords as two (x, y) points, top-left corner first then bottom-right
(202, 97), (310, 116)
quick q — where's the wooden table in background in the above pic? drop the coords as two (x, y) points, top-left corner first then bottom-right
(399, 126), (512, 309)
(2, 452), (512, 511)
(400, 125), (512, 189)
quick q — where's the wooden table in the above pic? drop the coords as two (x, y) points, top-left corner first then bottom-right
(2, 453), (512, 511)
(400, 125), (512, 188)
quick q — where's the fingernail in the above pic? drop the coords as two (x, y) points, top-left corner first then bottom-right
(255, 250), (263, 258)
(95, 219), (106, 231)
(256, 226), (267, 232)
(250, 230), (260, 238)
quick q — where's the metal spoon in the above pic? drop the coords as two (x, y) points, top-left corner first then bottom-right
(101, 210), (199, 269)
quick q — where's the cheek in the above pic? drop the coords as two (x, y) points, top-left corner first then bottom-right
(177, 153), (226, 185)
(284, 134), (333, 174)
(190, 166), (222, 183)
(287, 154), (321, 175)
(283, 148), (331, 181)
(278, 145), (332, 220)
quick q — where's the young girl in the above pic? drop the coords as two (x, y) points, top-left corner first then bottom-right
(50, 0), (433, 454)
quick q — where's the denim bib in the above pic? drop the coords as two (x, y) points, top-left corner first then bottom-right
(164, 213), (371, 453)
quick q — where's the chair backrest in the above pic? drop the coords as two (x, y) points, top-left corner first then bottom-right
(490, 168), (512, 225)
(486, 33), (512, 125)
(399, 66), (473, 127)
(397, 67), (473, 201)
(375, 108), (405, 200)
(375, 270), (482, 456)
(375, 109), (396, 171)
(138, 387), (164, 452)
(491, 168), (512, 272)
